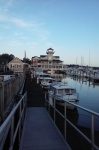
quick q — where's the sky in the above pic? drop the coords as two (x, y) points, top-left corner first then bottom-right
(0, 0), (99, 67)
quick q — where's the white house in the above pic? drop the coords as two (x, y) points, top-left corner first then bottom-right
(7, 57), (28, 73)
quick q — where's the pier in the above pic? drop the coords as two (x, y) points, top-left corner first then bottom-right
(19, 73), (71, 150)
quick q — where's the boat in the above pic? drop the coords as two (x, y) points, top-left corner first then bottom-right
(37, 73), (51, 84)
(48, 82), (79, 110)
(88, 72), (99, 83)
(41, 77), (55, 90)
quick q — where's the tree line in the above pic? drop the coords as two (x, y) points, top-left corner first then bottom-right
(0, 53), (31, 64)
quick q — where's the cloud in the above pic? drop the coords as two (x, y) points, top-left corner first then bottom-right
(12, 18), (28, 27)
(0, 14), (31, 28)
(7, 40), (23, 46)
(0, 13), (41, 29)
(0, 14), (51, 43)
(0, 4), (51, 50)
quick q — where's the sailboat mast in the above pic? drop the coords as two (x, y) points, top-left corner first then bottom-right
(89, 51), (90, 67)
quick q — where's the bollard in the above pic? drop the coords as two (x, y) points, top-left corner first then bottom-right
(37, 78), (39, 84)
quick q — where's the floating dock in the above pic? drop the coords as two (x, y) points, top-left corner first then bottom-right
(19, 74), (71, 150)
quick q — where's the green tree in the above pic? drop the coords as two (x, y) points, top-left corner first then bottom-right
(0, 53), (15, 64)
(23, 57), (31, 64)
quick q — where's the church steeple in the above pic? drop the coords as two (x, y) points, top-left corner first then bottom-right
(24, 50), (26, 59)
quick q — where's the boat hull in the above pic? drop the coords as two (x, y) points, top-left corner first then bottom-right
(49, 96), (77, 110)
(56, 100), (76, 110)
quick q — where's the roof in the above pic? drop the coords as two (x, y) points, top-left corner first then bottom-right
(50, 82), (75, 90)
(40, 55), (46, 57)
(42, 77), (55, 80)
(38, 59), (48, 61)
(53, 60), (63, 62)
(32, 56), (39, 59)
(53, 85), (75, 90)
(8, 57), (23, 64)
(54, 56), (59, 58)
(47, 48), (54, 50)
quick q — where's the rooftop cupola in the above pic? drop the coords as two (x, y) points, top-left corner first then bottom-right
(46, 48), (55, 54)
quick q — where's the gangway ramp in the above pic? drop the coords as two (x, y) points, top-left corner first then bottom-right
(19, 107), (71, 150)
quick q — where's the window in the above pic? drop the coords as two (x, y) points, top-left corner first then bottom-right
(65, 89), (70, 93)
(10, 64), (12, 68)
(71, 89), (76, 93)
(18, 65), (21, 68)
(58, 89), (63, 94)
(54, 89), (56, 95)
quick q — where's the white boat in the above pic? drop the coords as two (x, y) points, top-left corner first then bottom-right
(37, 73), (51, 84)
(41, 77), (55, 90)
(48, 82), (79, 110)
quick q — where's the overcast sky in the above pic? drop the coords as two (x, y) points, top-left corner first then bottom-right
(0, 0), (99, 67)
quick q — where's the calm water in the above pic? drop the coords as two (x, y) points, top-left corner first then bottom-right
(61, 75), (99, 131)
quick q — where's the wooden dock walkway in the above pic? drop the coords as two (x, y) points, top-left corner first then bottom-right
(19, 74), (71, 150)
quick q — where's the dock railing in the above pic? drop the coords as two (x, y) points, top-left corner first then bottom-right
(45, 92), (99, 150)
(0, 73), (25, 123)
(0, 92), (27, 150)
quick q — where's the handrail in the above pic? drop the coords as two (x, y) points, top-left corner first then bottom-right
(45, 92), (99, 150)
(49, 93), (99, 117)
(0, 92), (27, 150)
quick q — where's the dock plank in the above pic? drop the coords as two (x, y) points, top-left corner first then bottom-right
(19, 107), (71, 150)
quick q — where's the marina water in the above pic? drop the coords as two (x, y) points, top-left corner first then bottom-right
(62, 75), (99, 131)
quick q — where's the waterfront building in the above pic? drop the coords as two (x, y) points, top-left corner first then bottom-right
(7, 57), (28, 73)
(31, 48), (67, 73)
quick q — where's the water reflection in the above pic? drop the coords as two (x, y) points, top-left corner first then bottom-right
(56, 105), (79, 125)
(67, 107), (79, 125)
(61, 75), (99, 131)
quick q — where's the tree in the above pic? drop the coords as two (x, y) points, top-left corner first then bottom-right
(23, 57), (31, 64)
(0, 53), (15, 64)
